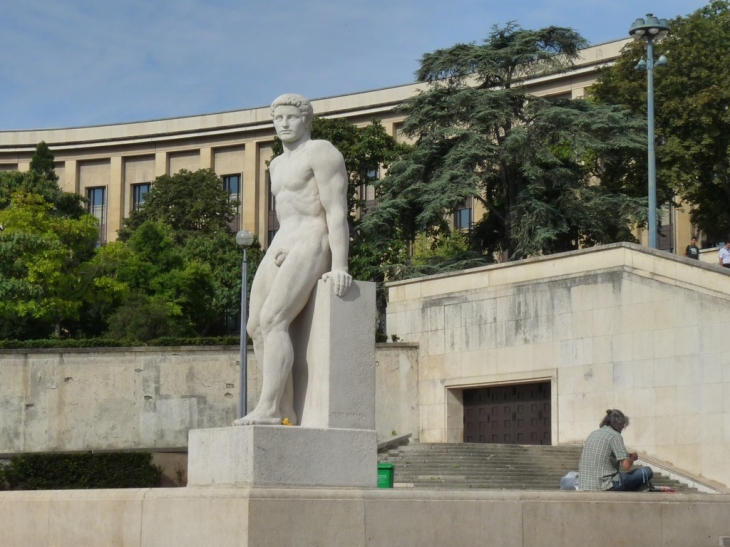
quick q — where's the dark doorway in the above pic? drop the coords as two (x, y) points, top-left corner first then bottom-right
(463, 383), (551, 445)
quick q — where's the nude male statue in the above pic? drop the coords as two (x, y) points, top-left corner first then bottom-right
(233, 94), (352, 426)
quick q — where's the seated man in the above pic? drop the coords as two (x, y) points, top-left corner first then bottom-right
(578, 409), (653, 491)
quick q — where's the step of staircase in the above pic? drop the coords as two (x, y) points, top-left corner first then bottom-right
(378, 443), (698, 493)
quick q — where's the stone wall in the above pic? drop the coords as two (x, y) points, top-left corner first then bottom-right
(2, 487), (730, 547)
(386, 242), (730, 487)
(0, 344), (418, 454)
(375, 344), (419, 440)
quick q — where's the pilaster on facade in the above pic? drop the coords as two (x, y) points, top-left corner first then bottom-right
(381, 121), (396, 140)
(109, 156), (124, 240)
(200, 147), (213, 170)
(242, 142), (260, 237)
(64, 160), (78, 193)
(154, 151), (167, 178)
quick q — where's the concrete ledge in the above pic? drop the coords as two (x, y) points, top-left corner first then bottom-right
(386, 242), (730, 304)
(2, 487), (730, 546)
(187, 425), (377, 488)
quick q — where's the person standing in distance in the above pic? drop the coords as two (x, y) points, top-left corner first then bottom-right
(234, 94), (351, 426)
(685, 237), (699, 260)
(719, 241), (730, 269)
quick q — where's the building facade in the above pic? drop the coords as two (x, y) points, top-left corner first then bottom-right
(385, 242), (730, 487)
(1, 38), (693, 254)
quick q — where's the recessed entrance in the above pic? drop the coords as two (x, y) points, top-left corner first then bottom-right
(463, 382), (551, 445)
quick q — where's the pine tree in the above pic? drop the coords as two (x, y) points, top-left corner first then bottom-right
(29, 141), (59, 182)
(363, 23), (647, 260)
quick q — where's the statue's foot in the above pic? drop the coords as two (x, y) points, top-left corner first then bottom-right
(280, 406), (298, 426)
(232, 410), (282, 426)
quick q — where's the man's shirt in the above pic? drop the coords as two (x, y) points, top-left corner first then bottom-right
(720, 247), (730, 265)
(578, 426), (629, 491)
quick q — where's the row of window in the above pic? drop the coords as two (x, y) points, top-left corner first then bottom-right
(85, 174), (242, 245)
(450, 200), (680, 251)
(84, 171), (391, 247)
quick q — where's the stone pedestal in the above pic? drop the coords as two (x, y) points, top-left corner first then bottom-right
(291, 280), (376, 430)
(188, 425), (377, 488)
(188, 279), (377, 490)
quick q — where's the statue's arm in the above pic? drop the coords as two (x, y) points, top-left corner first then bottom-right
(312, 141), (352, 295)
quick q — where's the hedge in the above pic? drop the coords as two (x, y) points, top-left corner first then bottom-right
(0, 336), (243, 350)
(0, 452), (162, 490)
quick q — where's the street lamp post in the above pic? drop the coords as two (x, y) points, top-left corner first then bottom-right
(235, 229), (255, 419)
(629, 14), (670, 250)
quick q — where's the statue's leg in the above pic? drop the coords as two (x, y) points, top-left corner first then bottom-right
(235, 243), (328, 426)
(279, 372), (296, 425)
(233, 255), (277, 426)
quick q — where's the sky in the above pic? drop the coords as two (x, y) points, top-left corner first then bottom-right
(0, 0), (711, 130)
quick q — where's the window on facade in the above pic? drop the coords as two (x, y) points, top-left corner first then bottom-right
(87, 186), (107, 245)
(131, 183), (151, 212)
(222, 174), (241, 231)
(223, 174), (241, 201)
(454, 198), (473, 231)
(545, 92), (573, 102)
(359, 167), (379, 210)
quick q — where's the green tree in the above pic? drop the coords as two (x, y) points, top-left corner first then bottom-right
(119, 169), (236, 242)
(0, 143), (86, 219)
(105, 294), (176, 341)
(363, 23), (648, 260)
(182, 232), (263, 324)
(592, 1), (730, 242)
(0, 193), (99, 338)
(105, 221), (220, 340)
(68, 239), (134, 338)
(117, 168), (258, 338)
(29, 141), (58, 182)
(0, 144), (96, 339)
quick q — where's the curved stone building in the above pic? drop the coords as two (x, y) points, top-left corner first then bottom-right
(4, 38), (693, 253)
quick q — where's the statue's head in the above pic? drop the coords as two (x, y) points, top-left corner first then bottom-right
(270, 94), (313, 130)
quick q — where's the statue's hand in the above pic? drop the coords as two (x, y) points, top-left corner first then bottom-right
(322, 269), (352, 297)
(274, 248), (289, 267)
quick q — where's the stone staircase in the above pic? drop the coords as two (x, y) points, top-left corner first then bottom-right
(378, 443), (698, 492)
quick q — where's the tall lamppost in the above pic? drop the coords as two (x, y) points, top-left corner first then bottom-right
(236, 229), (254, 419)
(629, 14), (670, 250)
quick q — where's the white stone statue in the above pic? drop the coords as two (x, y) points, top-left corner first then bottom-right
(233, 94), (352, 426)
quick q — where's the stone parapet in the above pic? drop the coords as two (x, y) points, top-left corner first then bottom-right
(187, 425), (377, 488)
(2, 487), (730, 547)
(0, 343), (417, 454)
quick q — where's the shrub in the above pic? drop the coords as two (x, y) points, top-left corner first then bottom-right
(0, 452), (162, 490)
(106, 295), (178, 342)
(0, 336), (242, 350)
